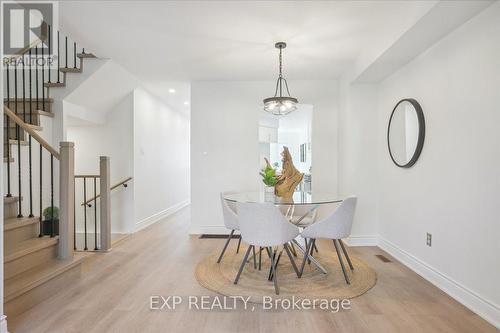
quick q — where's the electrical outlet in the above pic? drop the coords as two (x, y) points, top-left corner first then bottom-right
(426, 233), (432, 247)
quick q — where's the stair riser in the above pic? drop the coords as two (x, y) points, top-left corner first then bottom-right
(5, 244), (57, 279)
(5, 261), (82, 318)
(4, 201), (20, 219)
(5, 223), (40, 252)
(4, 127), (27, 141)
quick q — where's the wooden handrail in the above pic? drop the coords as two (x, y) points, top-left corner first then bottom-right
(81, 177), (132, 206)
(4, 105), (60, 159)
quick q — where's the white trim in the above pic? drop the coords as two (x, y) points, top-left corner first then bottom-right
(0, 315), (8, 333)
(189, 225), (238, 235)
(344, 234), (379, 247)
(135, 200), (190, 232)
(378, 237), (500, 329)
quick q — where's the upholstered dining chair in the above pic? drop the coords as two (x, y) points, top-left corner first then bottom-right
(217, 192), (242, 263)
(299, 196), (357, 284)
(235, 202), (300, 295)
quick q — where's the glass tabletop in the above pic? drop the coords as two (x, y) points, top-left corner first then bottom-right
(223, 191), (343, 205)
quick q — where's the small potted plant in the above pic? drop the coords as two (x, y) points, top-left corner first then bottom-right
(42, 206), (59, 236)
(260, 164), (277, 194)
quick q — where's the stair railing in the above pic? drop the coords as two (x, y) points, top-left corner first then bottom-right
(4, 105), (75, 259)
(73, 159), (132, 252)
(3, 22), (92, 260)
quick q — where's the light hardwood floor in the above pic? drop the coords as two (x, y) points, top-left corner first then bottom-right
(8, 207), (498, 333)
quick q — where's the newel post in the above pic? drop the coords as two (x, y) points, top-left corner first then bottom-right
(99, 156), (111, 251)
(59, 142), (75, 259)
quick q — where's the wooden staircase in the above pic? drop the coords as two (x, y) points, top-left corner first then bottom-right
(3, 197), (86, 317)
(3, 34), (98, 318)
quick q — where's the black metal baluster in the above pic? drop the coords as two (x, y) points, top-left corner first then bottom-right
(73, 42), (77, 68)
(65, 36), (68, 68)
(50, 154), (54, 237)
(29, 49), (33, 124)
(29, 50), (34, 217)
(57, 31), (60, 83)
(41, 41), (46, 112)
(15, 61), (23, 217)
(94, 177), (98, 250)
(22, 55), (26, 122)
(39, 145), (43, 237)
(14, 61), (18, 115)
(6, 63), (12, 197)
(82, 47), (85, 54)
(83, 177), (88, 250)
(36, 46), (39, 110)
(48, 25), (51, 83)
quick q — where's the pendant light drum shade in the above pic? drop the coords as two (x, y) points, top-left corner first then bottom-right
(263, 42), (298, 116)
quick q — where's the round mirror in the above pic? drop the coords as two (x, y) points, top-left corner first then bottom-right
(387, 98), (425, 168)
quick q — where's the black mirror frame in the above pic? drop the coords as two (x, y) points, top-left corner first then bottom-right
(387, 98), (425, 168)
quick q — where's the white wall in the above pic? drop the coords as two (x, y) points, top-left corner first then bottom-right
(339, 2), (500, 326)
(377, 2), (500, 316)
(190, 80), (338, 234)
(133, 88), (190, 230)
(338, 82), (379, 244)
(66, 95), (135, 234)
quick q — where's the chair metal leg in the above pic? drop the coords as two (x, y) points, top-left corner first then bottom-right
(333, 240), (350, 284)
(217, 230), (234, 263)
(313, 242), (319, 253)
(258, 247), (262, 270)
(269, 247), (279, 295)
(234, 245), (253, 284)
(299, 240), (313, 278)
(308, 239), (316, 265)
(268, 248), (276, 281)
(292, 239), (327, 274)
(289, 241), (297, 257)
(265, 246), (272, 258)
(236, 235), (242, 254)
(252, 246), (257, 269)
(339, 239), (354, 270)
(284, 243), (300, 277)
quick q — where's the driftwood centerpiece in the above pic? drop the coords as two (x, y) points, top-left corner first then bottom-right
(266, 147), (303, 198)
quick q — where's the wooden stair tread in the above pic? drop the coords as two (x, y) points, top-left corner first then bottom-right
(4, 98), (53, 103)
(4, 253), (87, 301)
(5, 236), (58, 263)
(60, 67), (81, 73)
(21, 110), (54, 118)
(4, 123), (43, 131)
(4, 216), (39, 231)
(6, 139), (29, 145)
(44, 82), (65, 88)
(77, 53), (96, 58)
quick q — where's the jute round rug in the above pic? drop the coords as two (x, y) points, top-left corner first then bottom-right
(195, 244), (377, 303)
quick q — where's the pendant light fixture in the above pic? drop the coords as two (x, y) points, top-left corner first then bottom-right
(263, 42), (298, 116)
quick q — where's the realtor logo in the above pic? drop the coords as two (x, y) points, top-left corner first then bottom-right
(2, 1), (54, 55)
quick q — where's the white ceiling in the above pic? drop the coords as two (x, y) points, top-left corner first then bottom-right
(60, 1), (438, 85)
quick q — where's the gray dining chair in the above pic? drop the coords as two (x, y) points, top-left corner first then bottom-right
(217, 192), (242, 263)
(299, 196), (357, 284)
(235, 202), (300, 295)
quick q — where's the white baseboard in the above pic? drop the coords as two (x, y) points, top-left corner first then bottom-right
(344, 234), (379, 247)
(0, 315), (8, 333)
(135, 200), (190, 232)
(378, 237), (500, 329)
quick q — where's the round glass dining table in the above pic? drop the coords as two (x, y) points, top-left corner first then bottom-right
(223, 190), (343, 206)
(223, 190), (342, 275)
